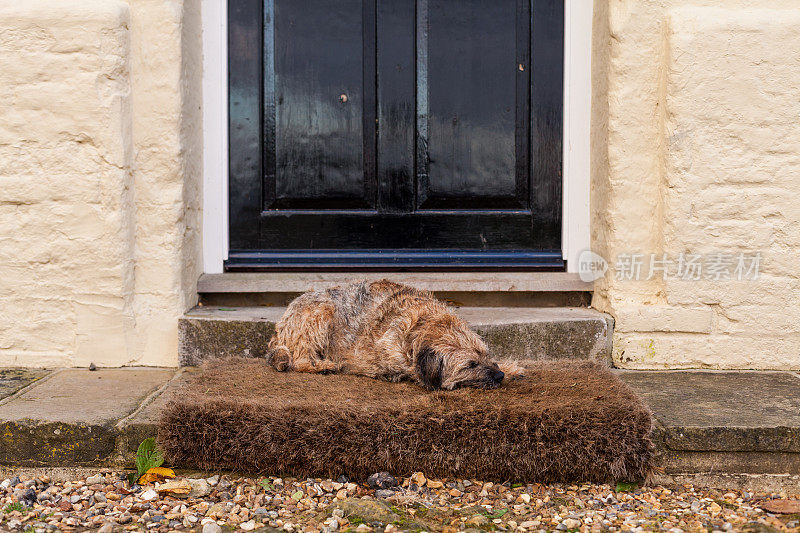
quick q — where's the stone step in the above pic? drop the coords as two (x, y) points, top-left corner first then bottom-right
(616, 370), (800, 478)
(178, 306), (614, 366)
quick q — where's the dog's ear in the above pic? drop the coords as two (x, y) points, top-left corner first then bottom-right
(416, 346), (443, 390)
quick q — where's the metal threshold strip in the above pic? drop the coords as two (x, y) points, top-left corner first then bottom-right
(224, 249), (565, 271)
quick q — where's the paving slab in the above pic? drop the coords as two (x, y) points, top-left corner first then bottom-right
(0, 368), (175, 466)
(115, 369), (199, 461)
(0, 369), (50, 401)
(618, 370), (800, 474)
(179, 306), (613, 365)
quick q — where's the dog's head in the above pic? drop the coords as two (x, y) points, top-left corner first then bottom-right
(414, 316), (504, 390)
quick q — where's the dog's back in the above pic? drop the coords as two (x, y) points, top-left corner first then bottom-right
(267, 280), (505, 390)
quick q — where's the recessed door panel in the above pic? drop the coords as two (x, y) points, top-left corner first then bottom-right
(422, 0), (520, 208)
(271, 0), (372, 208)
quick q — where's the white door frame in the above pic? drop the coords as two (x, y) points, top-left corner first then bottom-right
(202, 0), (593, 274)
(202, 0), (228, 274)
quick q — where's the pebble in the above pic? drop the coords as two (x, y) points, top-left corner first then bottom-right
(367, 471), (398, 490)
(188, 477), (212, 498)
(562, 517), (581, 529)
(139, 488), (158, 501)
(203, 521), (223, 533)
(19, 488), (37, 506)
(85, 474), (105, 485)
(465, 514), (488, 526)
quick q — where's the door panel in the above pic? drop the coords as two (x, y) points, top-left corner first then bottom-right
(422, 0), (520, 207)
(530, 0), (564, 247)
(228, 0), (264, 249)
(227, 0), (565, 269)
(271, 0), (372, 208)
(376, 0), (415, 213)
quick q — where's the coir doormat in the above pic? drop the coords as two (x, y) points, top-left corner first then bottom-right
(158, 358), (653, 483)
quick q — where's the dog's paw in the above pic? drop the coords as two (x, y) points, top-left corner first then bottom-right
(268, 347), (291, 372)
(498, 361), (526, 380)
(316, 360), (339, 375)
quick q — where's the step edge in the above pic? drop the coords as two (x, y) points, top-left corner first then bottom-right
(198, 272), (593, 293)
(182, 306), (612, 326)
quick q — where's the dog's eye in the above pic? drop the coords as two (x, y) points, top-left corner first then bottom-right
(468, 361), (478, 369)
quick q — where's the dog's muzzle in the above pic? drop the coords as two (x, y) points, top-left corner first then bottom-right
(481, 366), (505, 388)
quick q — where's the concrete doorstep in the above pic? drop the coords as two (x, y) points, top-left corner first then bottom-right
(0, 367), (797, 486)
(179, 306), (614, 365)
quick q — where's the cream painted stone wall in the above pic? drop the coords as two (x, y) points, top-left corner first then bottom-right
(0, 0), (202, 367)
(2, 0), (798, 370)
(592, 1), (800, 369)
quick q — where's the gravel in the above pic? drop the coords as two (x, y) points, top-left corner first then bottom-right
(0, 471), (796, 532)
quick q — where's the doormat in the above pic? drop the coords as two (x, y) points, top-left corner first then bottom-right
(158, 358), (653, 483)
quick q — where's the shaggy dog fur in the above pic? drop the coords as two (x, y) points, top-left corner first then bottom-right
(158, 358), (654, 483)
(267, 280), (506, 390)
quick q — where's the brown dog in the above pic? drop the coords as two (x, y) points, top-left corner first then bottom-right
(267, 280), (505, 390)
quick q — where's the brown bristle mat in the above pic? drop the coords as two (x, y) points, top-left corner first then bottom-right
(158, 358), (653, 483)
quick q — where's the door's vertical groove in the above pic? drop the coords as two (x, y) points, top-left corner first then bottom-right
(515, 0), (532, 209)
(362, 0), (378, 208)
(415, 0), (429, 210)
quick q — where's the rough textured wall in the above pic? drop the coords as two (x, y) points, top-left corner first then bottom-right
(127, 0), (202, 366)
(0, 0), (202, 367)
(593, 0), (800, 369)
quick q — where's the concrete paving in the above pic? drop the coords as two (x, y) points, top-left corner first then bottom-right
(0, 368), (175, 466)
(618, 370), (800, 474)
(0, 365), (796, 477)
(179, 306), (614, 365)
(0, 369), (49, 400)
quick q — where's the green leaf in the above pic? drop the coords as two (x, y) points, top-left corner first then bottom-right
(135, 438), (164, 477)
(615, 481), (637, 492)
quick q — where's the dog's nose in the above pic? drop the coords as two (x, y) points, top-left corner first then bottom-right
(493, 370), (505, 383)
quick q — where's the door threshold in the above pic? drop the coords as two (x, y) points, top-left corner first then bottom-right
(224, 250), (564, 271)
(198, 271), (591, 294)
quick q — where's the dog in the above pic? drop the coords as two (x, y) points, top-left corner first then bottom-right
(267, 280), (506, 390)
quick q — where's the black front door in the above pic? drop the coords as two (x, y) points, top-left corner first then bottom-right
(228, 0), (564, 269)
